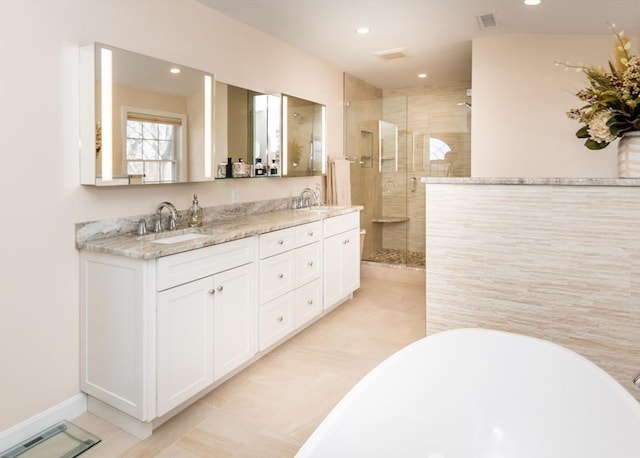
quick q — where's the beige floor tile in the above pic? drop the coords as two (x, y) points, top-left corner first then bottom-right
(233, 433), (300, 458)
(122, 402), (216, 458)
(196, 408), (266, 444)
(199, 376), (252, 409)
(72, 412), (125, 443)
(81, 431), (139, 458)
(175, 428), (243, 458)
(154, 442), (201, 458)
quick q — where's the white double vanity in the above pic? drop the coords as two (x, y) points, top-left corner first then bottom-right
(76, 203), (361, 439)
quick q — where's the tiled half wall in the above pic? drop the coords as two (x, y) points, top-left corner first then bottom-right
(425, 182), (640, 401)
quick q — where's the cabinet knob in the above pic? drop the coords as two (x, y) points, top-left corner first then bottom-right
(278, 273), (284, 279)
(308, 261), (314, 266)
(217, 285), (224, 292)
(278, 239), (284, 245)
(308, 231), (314, 236)
(343, 239), (350, 244)
(208, 289), (215, 295)
(277, 316), (284, 322)
(307, 299), (313, 305)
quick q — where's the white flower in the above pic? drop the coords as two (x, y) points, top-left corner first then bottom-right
(587, 110), (616, 143)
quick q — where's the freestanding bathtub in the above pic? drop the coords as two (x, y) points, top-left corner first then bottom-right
(296, 328), (640, 458)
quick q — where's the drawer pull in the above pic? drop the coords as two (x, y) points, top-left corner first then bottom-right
(278, 239), (284, 245)
(342, 239), (350, 244)
(208, 289), (215, 295)
(277, 316), (284, 322)
(307, 299), (313, 305)
(278, 273), (284, 279)
(217, 285), (224, 292)
(308, 261), (314, 266)
(308, 231), (314, 236)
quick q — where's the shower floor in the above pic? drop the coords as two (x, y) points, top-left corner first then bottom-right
(363, 248), (425, 268)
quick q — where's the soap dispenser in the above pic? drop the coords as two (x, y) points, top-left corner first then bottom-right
(188, 194), (203, 227)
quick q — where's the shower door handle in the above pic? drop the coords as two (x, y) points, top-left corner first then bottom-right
(410, 177), (417, 193)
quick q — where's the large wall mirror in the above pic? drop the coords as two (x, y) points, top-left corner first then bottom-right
(80, 43), (214, 186)
(215, 84), (326, 178)
(80, 43), (326, 185)
(214, 82), (281, 178)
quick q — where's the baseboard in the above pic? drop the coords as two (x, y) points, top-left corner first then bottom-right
(0, 393), (87, 453)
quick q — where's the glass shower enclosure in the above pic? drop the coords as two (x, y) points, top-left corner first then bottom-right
(345, 73), (471, 269)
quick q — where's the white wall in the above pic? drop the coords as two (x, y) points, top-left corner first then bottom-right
(472, 34), (621, 177)
(0, 0), (343, 432)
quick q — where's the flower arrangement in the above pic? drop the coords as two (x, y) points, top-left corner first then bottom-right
(559, 24), (640, 150)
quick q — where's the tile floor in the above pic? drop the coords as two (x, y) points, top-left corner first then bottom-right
(74, 270), (426, 457)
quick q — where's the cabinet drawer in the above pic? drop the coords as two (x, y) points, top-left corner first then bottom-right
(259, 227), (295, 259)
(259, 292), (294, 351)
(259, 251), (295, 304)
(157, 237), (256, 291)
(323, 211), (359, 238)
(294, 278), (322, 328)
(294, 221), (322, 247)
(294, 242), (322, 288)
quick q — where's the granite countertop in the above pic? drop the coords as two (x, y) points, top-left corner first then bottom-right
(76, 206), (361, 260)
(421, 177), (640, 186)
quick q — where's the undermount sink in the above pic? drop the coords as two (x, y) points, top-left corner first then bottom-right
(148, 232), (208, 244)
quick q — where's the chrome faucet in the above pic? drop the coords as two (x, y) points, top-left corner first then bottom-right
(154, 202), (179, 232)
(299, 187), (319, 208)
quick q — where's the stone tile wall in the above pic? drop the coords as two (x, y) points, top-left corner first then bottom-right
(425, 183), (640, 401)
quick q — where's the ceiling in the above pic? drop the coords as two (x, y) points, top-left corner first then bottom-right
(198, 0), (640, 90)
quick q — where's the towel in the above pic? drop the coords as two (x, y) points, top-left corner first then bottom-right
(327, 158), (352, 206)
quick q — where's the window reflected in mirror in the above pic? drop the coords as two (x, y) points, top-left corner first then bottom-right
(80, 43), (213, 186)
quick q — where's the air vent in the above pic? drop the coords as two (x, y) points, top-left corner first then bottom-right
(373, 47), (407, 61)
(477, 12), (499, 30)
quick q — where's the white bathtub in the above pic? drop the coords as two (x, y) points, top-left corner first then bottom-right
(297, 328), (640, 458)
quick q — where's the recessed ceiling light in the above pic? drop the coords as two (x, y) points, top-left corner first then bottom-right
(417, 73), (428, 79)
(170, 67), (181, 74)
(356, 27), (369, 35)
(524, 0), (541, 5)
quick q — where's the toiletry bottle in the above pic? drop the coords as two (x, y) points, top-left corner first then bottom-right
(270, 159), (278, 175)
(226, 157), (233, 178)
(233, 157), (244, 177)
(188, 194), (203, 227)
(218, 162), (227, 178)
(255, 158), (264, 176)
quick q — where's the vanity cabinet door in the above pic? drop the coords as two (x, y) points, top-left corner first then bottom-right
(213, 263), (257, 381)
(323, 227), (360, 309)
(157, 276), (214, 417)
